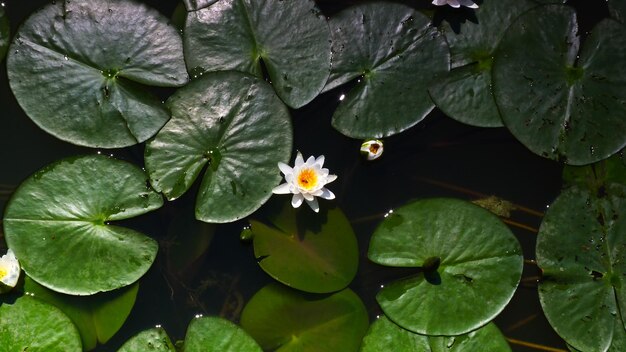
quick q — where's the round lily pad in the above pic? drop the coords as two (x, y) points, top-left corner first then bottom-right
(184, 0), (330, 108)
(368, 198), (523, 336)
(183, 316), (261, 352)
(247, 202), (359, 293)
(24, 277), (138, 350)
(361, 316), (511, 352)
(537, 185), (626, 352)
(6, 0), (188, 148)
(240, 284), (369, 352)
(3, 155), (163, 295)
(144, 71), (292, 223)
(0, 4), (8, 62)
(428, 0), (536, 127)
(0, 295), (82, 351)
(118, 327), (175, 352)
(492, 5), (626, 165)
(325, 2), (448, 139)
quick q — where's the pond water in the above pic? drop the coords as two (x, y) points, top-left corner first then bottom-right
(0, 0), (612, 351)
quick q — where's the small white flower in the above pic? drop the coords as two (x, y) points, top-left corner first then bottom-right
(360, 139), (384, 161)
(0, 249), (20, 293)
(432, 0), (478, 9)
(272, 152), (337, 213)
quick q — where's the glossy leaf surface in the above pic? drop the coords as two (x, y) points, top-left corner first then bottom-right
(493, 5), (626, 165)
(184, 0), (330, 108)
(118, 327), (175, 352)
(0, 295), (82, 351)
(3, 155), (162, 295)
(183, 316), (261, 352)
(145, 71), (292, 223)
(248, 203), (359, 293)
(240, 284), (368, 352)
(326, 2), (448, 139)
(368, 198), (523, 335)
(6, 0), (187, 148)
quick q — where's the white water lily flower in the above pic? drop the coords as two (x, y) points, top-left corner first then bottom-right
(0, 249), (20, 293)
(360, 139), (384, 161)
(272, 152), (337, 213)
(432, 0), (479, 8)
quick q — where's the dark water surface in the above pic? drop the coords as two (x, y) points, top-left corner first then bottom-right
(0, 0), (610, 350)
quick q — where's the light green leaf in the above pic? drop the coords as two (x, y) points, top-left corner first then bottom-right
(0, 295), (82, 352)
(493, 5), (626, 165)
(360, 316), (511, 352)
(368, 198), (523, 335)
(184, 0), (330, 108)
(326, 2), (448, 139)
(241, 284), (369, 352)
(6, 0), (188, 148)
(118, 327), (175, 352)
(24, 277), (138, 350)
(537, 185), (626, 352)
(248, 202), (359, 293)
(183, 316), (261, 352)
(144, 71), (292, 223)
(3, 155), (162, 295)
(429, 0), (536, 127)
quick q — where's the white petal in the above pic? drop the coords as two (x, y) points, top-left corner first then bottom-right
(306, 198), (319, 213)
(315, 155), (325, 167)
(295, 152), (304, 167)
(291, 193), (304, 208)
(278, 162), (292, 176)
(448, 0), (461, 7)
(302, 192), (315, 201)
(458, 0), (478, 7)
(325, 174), (338, 184)
(320, 168), (329, 177)
(305, 155), (316, 166)
(311, 189), (324, 196)
(432, 0), (447, 5)
(272, 183), (291, 194)
(319, 188), (335, 200)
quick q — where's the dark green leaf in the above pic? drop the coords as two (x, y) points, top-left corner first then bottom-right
(184, 0), (330, 108)
(118, 327), (175, 352)
(240, 284), (369, 352)
(563, 153), (626, 191)
(6, 0), (187, 148)
(3, 155), (162, 295)
(326, 2), (448, 139)
(248, 202), (359, 293)
(493, 5), (626, 165)
(429, 0), (536, 127)
(537, 185), (626, 352)
(368, 198), (523, 335)
(24, 277), (138, 350)
(0, 295), (82, 351)
(609, 0), (626, 22)
(361, 316), (511, 352)
(183, 316), (261, 352)
(144, 71), (292, 223)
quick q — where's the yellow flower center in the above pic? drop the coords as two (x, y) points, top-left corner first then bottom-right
(297, 168), (318, 190)
(0, 267), (6, 280)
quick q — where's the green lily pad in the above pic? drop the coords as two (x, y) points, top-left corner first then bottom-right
(429, 0), (536, 127)
(325, 2), (448, 139)
(0, 4), (8, 62)
(118, 327), (175, 352)
(240, 283), (369, 352)
(537, 185), (626, 352)
(184, 0), (330, 108)
(563, 153), (626, 191)
(144, 71), (292, 223)
(247, 202), (359, 293)
(183, 316), (261, 352)
(361, 316), (511, 352)
(6, 0), (188, 148)
(24, 277), (138, 350)
(492, 5), (626, 165)
(3, 155), (163, 295)
(0, 295), (82, 351)
(368, 198), (523, 336)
